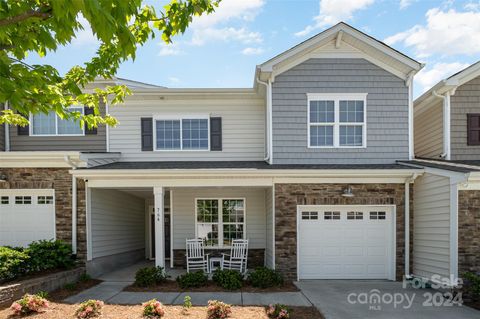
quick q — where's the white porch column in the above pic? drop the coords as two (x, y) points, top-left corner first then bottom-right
(154, 187), (165, 267)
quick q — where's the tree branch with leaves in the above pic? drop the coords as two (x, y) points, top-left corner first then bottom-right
(0, 0), (220, 128)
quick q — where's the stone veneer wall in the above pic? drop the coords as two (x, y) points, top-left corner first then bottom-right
(458, 190), (480, 274)
(0, 168), (86, 260)
(173, 249), (265, 269)
(274, 183), (411, 281)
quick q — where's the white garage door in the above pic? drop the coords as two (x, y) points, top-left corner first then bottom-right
(298, 205), (394, 280)
(0, 189), (56, 247)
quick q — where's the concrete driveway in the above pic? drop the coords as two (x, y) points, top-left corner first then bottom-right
(296, 280), (480, 319)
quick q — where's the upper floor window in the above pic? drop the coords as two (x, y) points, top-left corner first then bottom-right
(307, 93), (367, 148)
(31, 107), (84, 136)
(154, 116), (209, 151)
(467, 114), (480, 146)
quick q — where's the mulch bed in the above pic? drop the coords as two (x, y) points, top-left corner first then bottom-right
(0, 303), (324, 319)
(124, 280), (299, 293)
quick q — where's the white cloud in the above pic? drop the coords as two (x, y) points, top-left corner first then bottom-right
(399, 0), (415, 9)
(295, 0), (375, 37)
(415, 62), (470, 93)
(72, 15), (99, 46)
(168, 77), (181, 84)
(158, 42), (184, 56)
(465, 1), (480, 11)
(189, 0), (265, 46)
(385, 8), (480, 58)
(241, 47), (264, 55)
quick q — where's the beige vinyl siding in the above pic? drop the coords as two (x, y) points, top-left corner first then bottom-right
(9, 102), (107, 152)
(90, 189), (145, 259)
(171, 187), (267, 250)
(414, 100), (444, 158)
(413, 173), (451, 280)
(109, 95), (265, 161)
(265, 187), (274, 268)
(450, 76), (480, 160)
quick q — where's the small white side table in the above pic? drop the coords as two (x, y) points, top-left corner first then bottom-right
(209, 257), (223, 273)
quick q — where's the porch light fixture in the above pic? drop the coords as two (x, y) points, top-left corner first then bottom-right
(342, 186), (354, 198)
(0, 174), (7, 182)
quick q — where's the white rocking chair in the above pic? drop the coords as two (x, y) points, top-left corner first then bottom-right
(221, 239), (249, 274)
(186, 238), (209, 273)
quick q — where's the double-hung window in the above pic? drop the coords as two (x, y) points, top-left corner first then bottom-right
(308, 93), (367, 148)
(31, 107), (84, 136)
(196, 198), (245, 248)
(155, 116), (209, 150)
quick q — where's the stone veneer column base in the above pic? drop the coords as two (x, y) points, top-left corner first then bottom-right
(458, 190), (480, 275)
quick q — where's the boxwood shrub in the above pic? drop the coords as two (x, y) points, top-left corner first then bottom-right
(212, 269), (243, 290)
(176, 271), (208, 289)
(248, 267), (284, 288)
(0, 247), (30, 281)
(134, 266), (168, 287)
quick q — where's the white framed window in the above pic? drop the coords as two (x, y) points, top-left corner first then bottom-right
(370, 211), (386, 220)
(324, 211), (341, 220)
(301, 211), (319, 220)
(15, 196), (32, 204)
(347, 211), (363, 220)
(0, 196), (9, 204)
(195, 198), (245, 248)
(38, 196), (54, 204)
(31, 107), (84, 136)
(307, 93), (367, 148)
(154, 115), (209, 151)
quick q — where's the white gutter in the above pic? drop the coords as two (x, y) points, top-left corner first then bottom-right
(433, 90), (452, 160)
(64, 155), (78, 255)
(4, 101), (9, 151)
(256, 76), (272, 163)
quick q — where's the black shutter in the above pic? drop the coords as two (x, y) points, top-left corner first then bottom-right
(17, 113), (29, 135)
(467, 114), (480, 145)
(84, 106), (97, 135)
(141, 117), (153, 151)
(210, 117), (222, 151)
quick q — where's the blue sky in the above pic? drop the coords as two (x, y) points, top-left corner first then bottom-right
(25, 0), (480, 97)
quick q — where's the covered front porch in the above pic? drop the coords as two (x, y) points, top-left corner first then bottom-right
(82, 180), (274, 277)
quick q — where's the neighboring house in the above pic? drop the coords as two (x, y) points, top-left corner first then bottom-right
(410, 63), (480, 282)
(1, 22), (436, 282)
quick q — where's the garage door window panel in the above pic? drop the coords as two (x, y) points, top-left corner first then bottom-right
(324, 211), (340, 220)
(15, 196), (32, 204)
(302, 211), (318, 220)
(370, 211), (386, 220)
(347, 211), (363, 220)
(38, 196), (54, 204)
(1, 196), (8, 204)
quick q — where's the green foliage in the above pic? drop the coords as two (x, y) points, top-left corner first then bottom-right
(176, 271), (208, 289)
(0, 246), (29, 281)
(134, 266), (168, 287)
(0, 0), (221, 128)
(64, 282), (77, 291)
(10, 294), (49, 316)
(27, 240), (75, 272)
(183, 295), (192, 310)
(212, 269), (243, 290)
(142, 299), (165, 318)
(248, 267), (284, 289)
(0, 240), (75, 282)
(79, 273), (92, 283)
(35, 291), (49, 299)
(266, 304), (290, 319)
(75, 300), (104, 319)
(206, 300), (232, 319)
(463, 272), (480, 300)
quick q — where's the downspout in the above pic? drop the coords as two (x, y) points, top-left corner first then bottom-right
(64, 156), (78, 255)
(404, 173), (418, 279)
(406, 72), (415, 160)
(433, 90), (451, 160)
(4, 101), (10, 151)
(256, 76), (272, 163)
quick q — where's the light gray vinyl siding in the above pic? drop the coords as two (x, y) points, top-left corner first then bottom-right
(91, 189), (145, 259)
(450, 76), (480, 160)
(9, 102), (107, 152)
(414, 100), (443, 158)
(413, 173), (452, 280)
(265, 187), (274, 268)
(109, 96), (265, 161)
(272, 58), (409, 164)
(171, 187), (267, 250)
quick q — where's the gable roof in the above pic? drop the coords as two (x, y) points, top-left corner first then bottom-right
(257, 22), (423, 82)
(415, 61), (480, 109)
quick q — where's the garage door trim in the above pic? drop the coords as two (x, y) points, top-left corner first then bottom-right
(296, 204), (396, 281)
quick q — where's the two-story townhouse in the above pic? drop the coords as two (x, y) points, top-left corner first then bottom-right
(408, 62), (480, 284)
(57, 22), (426, 281)
(0, 78), (159, 261)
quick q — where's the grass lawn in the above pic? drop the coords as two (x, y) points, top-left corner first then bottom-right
(0, 303), (324, 319)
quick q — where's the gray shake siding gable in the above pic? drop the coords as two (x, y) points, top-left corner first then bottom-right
(272, 58), (409, 164)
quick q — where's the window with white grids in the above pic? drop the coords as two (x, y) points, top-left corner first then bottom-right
(308, 94), (367, 148)
(31, 107), (84, 136)
(155, 116), (209, 150)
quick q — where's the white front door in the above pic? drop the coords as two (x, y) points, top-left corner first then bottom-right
(0, 189), (56, 247)
(297, 205), (395, 280)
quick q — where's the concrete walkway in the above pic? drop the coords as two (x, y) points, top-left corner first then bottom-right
(64, 262), (311, 307)
(297, 280), (480, 319)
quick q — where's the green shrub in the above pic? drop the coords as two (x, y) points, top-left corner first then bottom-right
(0, 246), (30, 281)
(10, 294), (49, 316)
(248, 267), (284, 288)
(212, 269), (243, 290)
(79, 273), (92, 283)
(207, 300), (232, 319)
(176, 271), (208, 289)
(266, 304), (290, 319)
(134, 266), (167, 287)
(27, 240), (75, 272)
(463, 272), (480, 300)
(64, 282), (77, 291)
(75, 300), (104, 319)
